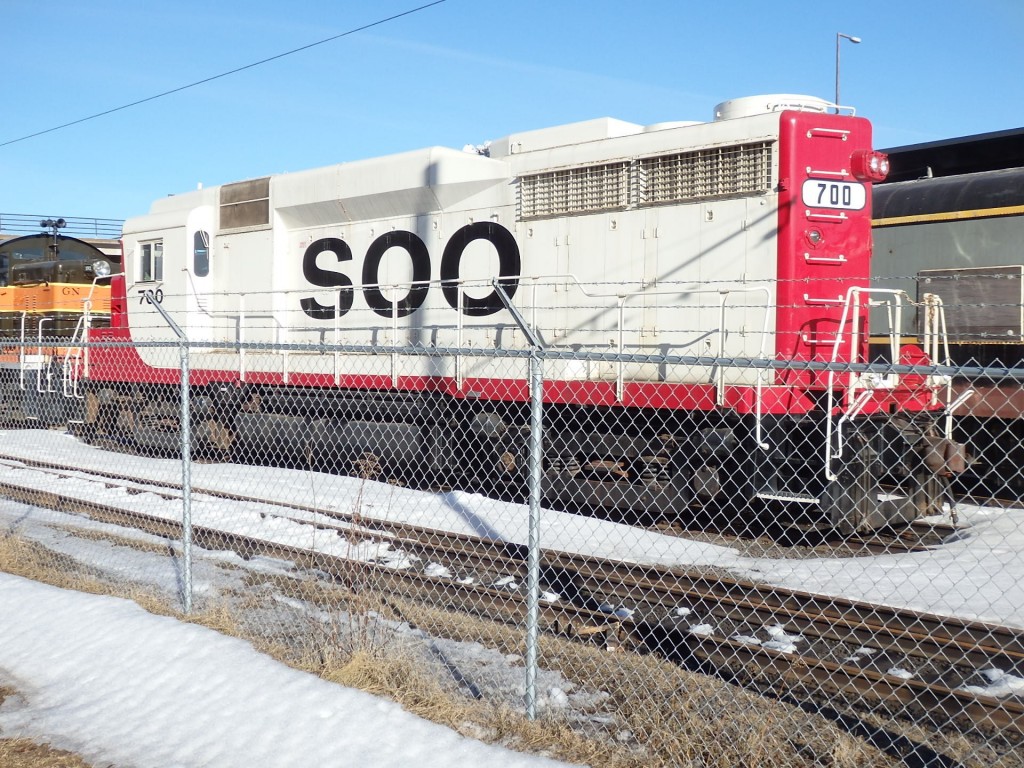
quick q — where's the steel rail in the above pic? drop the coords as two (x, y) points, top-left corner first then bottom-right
(0, 472), (621, 640)
(2, 451), (1022, 665)
(691, 634), (1024, 735)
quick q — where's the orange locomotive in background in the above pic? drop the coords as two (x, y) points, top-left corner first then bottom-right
(0, 227), (120, 419)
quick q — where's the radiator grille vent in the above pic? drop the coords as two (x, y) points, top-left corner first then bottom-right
(519, 162), (630, 220)
(518, 141), (773, 220)
(639, 141), (773, 205)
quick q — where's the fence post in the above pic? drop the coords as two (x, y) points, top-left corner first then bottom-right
(525, 348), (544, 720)
(144, 290), (194, 613)
(179, 338), (193, 614)
(489, 278), (545, 720)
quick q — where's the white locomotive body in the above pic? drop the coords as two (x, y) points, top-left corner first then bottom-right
(118, 97), (851, 390)
(85, 96), (961, 531)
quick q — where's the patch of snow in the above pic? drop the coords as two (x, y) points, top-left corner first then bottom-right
(424, 562), (452, 578)
(0, 574), (576, 768)
(962, 668), (1024, 698)
(886, 667), (915, 680)
(732, 635), (761, 646)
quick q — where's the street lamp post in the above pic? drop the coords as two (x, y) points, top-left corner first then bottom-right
(835, 32), (862, 109)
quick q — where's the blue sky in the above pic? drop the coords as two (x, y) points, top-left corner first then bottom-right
(1, 0), (1021, 222)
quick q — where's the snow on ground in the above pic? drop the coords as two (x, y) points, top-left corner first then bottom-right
(0, 574), (578, 768)
(963, 668), (1024, 698)
(1, 427), (1024, 766)
(750, 504), (1024, 626)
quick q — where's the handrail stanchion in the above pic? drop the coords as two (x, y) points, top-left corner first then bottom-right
(392, 296), (399, 388)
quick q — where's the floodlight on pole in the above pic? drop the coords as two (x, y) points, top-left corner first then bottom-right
(835, 33), (862, 110)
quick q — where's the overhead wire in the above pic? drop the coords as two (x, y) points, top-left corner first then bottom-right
(0, 0), (448, 149)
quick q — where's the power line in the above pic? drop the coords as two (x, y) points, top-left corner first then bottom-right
(0, 1), (448, 149)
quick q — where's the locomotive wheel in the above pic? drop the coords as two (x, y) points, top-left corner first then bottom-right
(201, 419), (234, 461)
(84, 391), (101, 427)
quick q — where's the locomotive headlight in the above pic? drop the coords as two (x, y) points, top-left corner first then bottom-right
(92, 259), (112, 278)
(851, 149), (890, 182)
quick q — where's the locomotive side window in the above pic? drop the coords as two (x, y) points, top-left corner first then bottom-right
(140, 241), (163, 282)
(193, 231), (210, 277)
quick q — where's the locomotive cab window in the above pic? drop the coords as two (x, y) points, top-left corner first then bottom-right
(193, 231), (210, 277)
(140, 241), (163, 282)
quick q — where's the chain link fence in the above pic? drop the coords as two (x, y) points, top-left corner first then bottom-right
(0, 291), (1022, 767)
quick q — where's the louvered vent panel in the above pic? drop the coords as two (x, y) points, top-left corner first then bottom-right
(517, 141), (773, 220)
(519, 162), (630, 220)
(639, 142), (773, 205)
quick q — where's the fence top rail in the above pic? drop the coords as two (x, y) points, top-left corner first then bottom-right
(13, 337), (1024, 379)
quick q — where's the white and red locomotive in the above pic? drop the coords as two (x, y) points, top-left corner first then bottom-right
(82, 94), (962, 531)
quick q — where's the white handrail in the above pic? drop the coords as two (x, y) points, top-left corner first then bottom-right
(60, 294), (97, 400)
(456, 285), (465, 389)
(392, 298), (400, 387)
(823, 288), (900, 481)
(614, 285), (773, 403)
(62, 314), (87, 399)
(18, 311), (27, 391)
(822, 288), (954, 482)
(36, 318), (55, 394)
(149, 274), (775, 392)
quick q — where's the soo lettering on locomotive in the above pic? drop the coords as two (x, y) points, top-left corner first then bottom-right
(76, 94), (968, 533)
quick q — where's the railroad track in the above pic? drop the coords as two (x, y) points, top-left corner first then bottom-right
(0, 452), (1021, 741)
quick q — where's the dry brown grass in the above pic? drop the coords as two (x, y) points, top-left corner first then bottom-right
(0, 688), (94, 768)
(0, 738), (95, 768)
(0, 534), (116, 602)
(383, 597), (904, 768)
(247, 574), (907, 767)
(325, 647), (627, 766)
(1, 531), (1018, 768)
(62, 528), (171, 555)
(0, 528), (240, 627)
